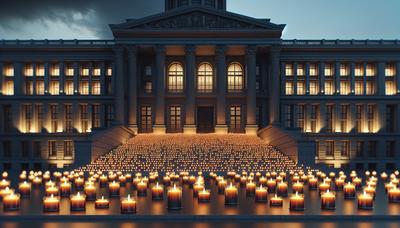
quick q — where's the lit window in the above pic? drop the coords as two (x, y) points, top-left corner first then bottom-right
(145, 66), (152, 76)
(297, 81), (305, 95)
(24, 64), (34, 77)
(4, 64), (14, 77)
(65, 66), (74, 76)
(4, 81), (14, 95)
(285, 81), (294, 95)
(366, 81), (375, 95)
(92, 81), (101, 95)
(385, 81), (396, 95)
(227, 62), (244, 92)
(355, 64), (364, 77)
(140, 106), (152, 133)
(50, 64), (60, 76)
(49, 81), (60, 95)
(229, 105), (241, 133)
(324, 81), (334, 95)
(366, 64), (376, 77)
(65, 81), (74, 95)
(25, 81), (34, 95)
(80, 81), (89, 95)
(355, 81), (364, 95)
(385, 64), (396, 77)
(145, 81), (152, 93)
(169, 106), (182, 133)
(309, 64), (318, 77)
(106, 67), (112, 76)
(81, 66), (89, 76)
(167, 62), (184, 93)
(340, 64), (349, 76)
(285, 63), (293, 76)
(36, 81), (45, 95)
(197, 63), (213, 93)
(309, 81), (319, 95)
(297, 64), (305, 76)
(324, 64), (334, 76)
(36, 64), (45, 77)
(93, 67), (101, 76)
(340, 81), (350, 95)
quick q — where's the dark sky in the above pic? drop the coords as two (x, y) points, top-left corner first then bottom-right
(0, 0), (399, 40)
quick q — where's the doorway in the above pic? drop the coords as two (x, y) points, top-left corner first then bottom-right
(196, 106), (215, 133)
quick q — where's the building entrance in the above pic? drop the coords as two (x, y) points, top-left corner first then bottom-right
(196, 106), (215, 133)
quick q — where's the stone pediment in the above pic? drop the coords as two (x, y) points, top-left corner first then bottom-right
(111, 7), (285, 31)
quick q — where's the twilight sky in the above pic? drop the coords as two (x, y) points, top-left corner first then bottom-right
(0, 0), (399, 40)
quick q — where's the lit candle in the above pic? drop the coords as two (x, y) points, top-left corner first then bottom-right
(121, 194), (137, 214)
(70, 192), (86, 211)
(352, 177), (362, 190)
(0, 179), (10, 190)
(33, 177), (42, 187)
(151, 183), (164, 200)
(289, 192), (305, 211)
(84, 183), (96, 201)
(167, 185), (182, 210)
(163, 176), (171, 186)
(259, 177), (267, 186)
(74, 177), (85, 190)
(363, 185), (376, 198)
(137, 181), (147, 197)
(267, 179), (276, 193)
(344, 182), (356, 199)
(240, 176), (247, 187)
(246, 181), (256, 197)
(319, 181), (330, 193)
(198, 189), (211, 203)
(193, 182), (204, 197)
(277, 182), (288, 197)
(188, 176), (196, 188)
(357, 191), (373, 210)
(0, 187), (14, 199)
(388, 188), (400, 203)
(60, 181), (72, 197)
(3, 193), (20, 211)
(218, 179), (227, 194)
(99, 175), (108, 187)
(321, 190), (335, 210)
(45, 185), (59, 197)
(381, 172), (388, 181)
(108, 181), (120, 198)
(225, 183), (238, 205)
(43, 194), (60, 212)
(255, 185), (268, 203)
(95, 196), (110, 209)
(19, 181), (31, 198)
(292, 181), (304, 194)
(309, 178), (318, 190)
(118, 175), (126, 187)
(335, 178), (344, 191)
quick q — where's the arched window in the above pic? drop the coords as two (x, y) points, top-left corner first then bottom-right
(227, 62), (244, 92)
(197, 63), (214, 93)
(167, 62), (184, 93)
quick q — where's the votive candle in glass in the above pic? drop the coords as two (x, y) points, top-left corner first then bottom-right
(225, 183), (238, 205)
(84, 183), (96, 201)
(357, 191), (373, 210)
(19, 181), (31, 198)
(198, 189), (211, 203)
(388, 188), (400, 203)
(121, 194), (137, 214)
(70, 192), (86, 211)
(95, 196), (110, 209)
(167, 185), (182, 210)
(137, 181), (147, 197)
(267, 179), (276, 193)
(108, 181), (120, 198)
(309, 178), (318, 190)
(344, 182), (356, 199)
(255, 185), (268, 203)
(246, 181), (256, 197)
(60, 181), (72, 197)
(3, 193), (20, 211)
(321, 190), (335, 210)
(289, 192), (305, 211)
(43, 194), (60, 212)
(218, 179), (227, 194)
(292, 181), (304, 194)
(193, 182), (204, 197)
(151, 183), (164, 200)
(277, 182), (288, 197)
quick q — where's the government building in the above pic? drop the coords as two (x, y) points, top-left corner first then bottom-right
(1, 0), (399, 172)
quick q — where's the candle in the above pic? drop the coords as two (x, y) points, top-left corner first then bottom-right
(381, 172), (388, 181)
(246, 181), (256, 196)
(74, 177), (85, 190)
(335, 178), (344, 191)
(218, 180), (227, 194)
(193, 182), (204, 197)
(163, 176), (171, 186)
(45, 185), (59, 197)
(19, 181), (31, 198)
(225, 183), (238, 205)
(388, 188), (400, 203)
(118, 175), (127, 187)
(259, 177), (267, 186)
(352, 177), (362, 190)
(255, 185), (268, 203)
(319, 181), (330, 193)
(3, 193), (20, 211)
(0, 179), (10, 190)
(60, 181), (72, 197)
(344, 182), (356, 199)
(95, 196), (110, 209)
(188, 176), (196, 188)
(84, 183), (96, 201)
(108, 181), (120, 198)
(198, 189), (211, 203)
(43, 194), (60, 212)
(267, 179), (276, 193)
(364, 185), (376, 198)
(321, 190), (335, 210)
(289, 192), (305, 211)
(33, 177), (42, 187)
(167, 185), (182, 210)
(137, 181), (147, 197)
(99, 175), (108, 187)
(277, 182), (288, 197)
(309, 178), (318, 190)
(292, 181), (304, 194)
(121, 194), (137, 214)
(240, 176), (247, 187)
(70, 192), (86, 211)
(0, 187), (14, 199)
(357, 191), (373, 210)
(151, 183), (164, 200)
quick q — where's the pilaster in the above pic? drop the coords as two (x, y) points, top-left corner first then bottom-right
(245, 45), (258, 135)
(154, 45), (166, 134)
(215, 45), (228, 133)
(127, 46), (138, 133)
(184, 45), (196, 134)
(269, 46), (281, 125)
(113, 46), (125, 125)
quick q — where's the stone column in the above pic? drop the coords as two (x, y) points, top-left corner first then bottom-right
(215, 45), (228, 134)
(184, 45), (197, 134)
(127, 46), (138, 133)
(246, 45), (258, 135)
(113, 47), (125, 125)
(319, 62), (325, 95)
(269, 46), (281, 125)
(377, 62), (386, 96)
(154, 45), (166, 134)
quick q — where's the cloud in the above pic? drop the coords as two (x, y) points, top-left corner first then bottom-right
(0, 0), (164, 39)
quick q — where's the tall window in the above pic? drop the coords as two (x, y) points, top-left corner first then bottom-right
(36, 64), (45, 77)
(197, 63), (213, 93)
(36, 104), (44, 132)
(92, 81), (101, 95)
(65, 65), (74, 76)
(309, 63), (318, 77)
(340, 105), (348, 133)
(167, 63), (184, 93)
(92, 104), (101, 128)
(169, 106), (182, 133)
(80, 104), (89, 133)
(4, 64), (14, 77)
(106, 105), (115, 127)
(140, 106), (152, 133)
(324, 81), (334, 95)
(64, 141), (73, 158)
(24, 105), (33, 133)
(36, 81), (45, 95)
(3, 105), (12, 133)
(340, 64), (349, 76)
(24, 64), (34, 76)
(229, 106), (241, 132)
(355, 81), (364, 95)
(341, 141), (350, 157)
(386, 141), (395, 158)
(80, 81), (89, 95)
(285, 81), (294, 95)
(326, 141), (334, 157)
(355, 105), (362, 133)
(386, 105), (396, 133)
(366, 81), (375, 95)
(356, 141), (364, 158)
(227, 63), (244, 92)
(65, 105), (73, 133)
(355, 63), (364, 77)
(48, 141), (57, 158)
(326, 105), (334, 133)
(340, 81), (350, 95)
(297, 81), (305, 95)
(385, 81), (396, 95)
(285, 63), (293, 76)
(324, 64), (334, 76)
(297, 105), (305, 131)
(50, 105), (58, 133)
(310, 105), (318, 133)
(367, 105), (375, 133)
(309, 80), (319, 95)
(49, 81), (60, 95)
(4, 81), (14, 95)
(50, 64), (60, 76)
(283, 105), (293, 128)
(366, 64), (376, 77)
(25, 81), (34, 95)
(297, 64), (305, 76)
(65, 81), (74, 95)
(385, 64), (396, 77)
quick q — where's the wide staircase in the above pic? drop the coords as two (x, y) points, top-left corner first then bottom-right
(79, 134), (301, 173)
